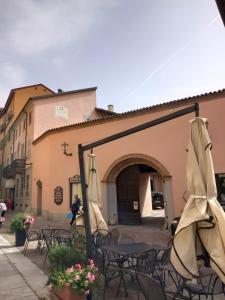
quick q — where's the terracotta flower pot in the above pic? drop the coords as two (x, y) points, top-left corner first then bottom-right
(50, 286), (85, 300)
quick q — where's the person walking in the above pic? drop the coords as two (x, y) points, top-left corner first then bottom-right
(70, 194), (81, 226)
(0, 200), (7, 217)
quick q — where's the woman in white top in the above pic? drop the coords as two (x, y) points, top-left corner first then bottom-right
(0, 201), (7, 217)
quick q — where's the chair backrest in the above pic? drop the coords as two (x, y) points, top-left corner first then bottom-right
(136, 249), (157, 274)
(161, 247), (172, 266)
(118, 234), (135, 244)
(137, 273), (167, 300)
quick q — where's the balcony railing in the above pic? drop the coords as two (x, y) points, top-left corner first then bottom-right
(2, 159), (26, 178)
(3, 165), (16, 178)
(11, 159), (26, 173)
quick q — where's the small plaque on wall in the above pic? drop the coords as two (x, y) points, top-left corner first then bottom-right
(54, 186), (63, 205)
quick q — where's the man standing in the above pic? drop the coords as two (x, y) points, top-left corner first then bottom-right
(70, 194), (81, 226)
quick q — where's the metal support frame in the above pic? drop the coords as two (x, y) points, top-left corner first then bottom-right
(78, 103), (199, 258)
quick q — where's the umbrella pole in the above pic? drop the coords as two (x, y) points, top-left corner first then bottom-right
(78, 103), (200, 257)
(78, 144), (92, 258)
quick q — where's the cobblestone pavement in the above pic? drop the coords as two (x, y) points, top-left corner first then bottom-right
(1, 212), (225, 299)
(0, 234), (49, 300)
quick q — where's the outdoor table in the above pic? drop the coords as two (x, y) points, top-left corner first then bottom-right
(101, 242), (162, 297)
(101, 242), (152, 257)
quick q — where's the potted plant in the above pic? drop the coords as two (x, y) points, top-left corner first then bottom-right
(48, 259), (99, 300)
(48, 244), (86, 272)
(10, 213), (35, 246)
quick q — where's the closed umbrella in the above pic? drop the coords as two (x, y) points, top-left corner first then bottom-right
(171, 117), (225, 283)
(87, 153), (108, 233)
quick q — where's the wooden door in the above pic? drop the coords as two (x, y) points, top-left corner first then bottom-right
(117, 165), (141, 225)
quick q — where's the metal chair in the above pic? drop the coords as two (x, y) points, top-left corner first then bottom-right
(136, 272), (168, 300)
(136, 273), (188, 300)
(42, 229), (59, 265)
(159, 247), (182, 293)
(92, 230), (111, 249)
(55, 229), (75, 246)
(23, 225), (42, 255)
(101, 247), (130, 298)
(136, 249), (157, 275)
(175, 267), (225, 300)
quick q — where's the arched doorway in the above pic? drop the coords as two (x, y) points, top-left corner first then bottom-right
(102, 154), (173, 226)
(116, 164), (164, 225)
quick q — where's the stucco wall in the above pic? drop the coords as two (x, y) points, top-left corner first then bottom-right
(33, 90), (96, 140)
(32, 96), (225, 219)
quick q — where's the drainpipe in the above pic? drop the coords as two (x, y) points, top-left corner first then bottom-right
(22, 110), (28, 158)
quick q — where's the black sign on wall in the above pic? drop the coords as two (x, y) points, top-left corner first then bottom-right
(54, 186), (63, 205)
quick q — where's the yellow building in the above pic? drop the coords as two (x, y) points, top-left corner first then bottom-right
(0, 84), (54, 205)
(0, 84), (111, 213)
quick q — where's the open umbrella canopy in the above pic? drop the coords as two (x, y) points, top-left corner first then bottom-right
(171, 117), (225, 283)
(86, 153), (108, 234)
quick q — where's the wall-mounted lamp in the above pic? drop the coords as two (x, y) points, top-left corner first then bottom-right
(61, 142), (72, 156)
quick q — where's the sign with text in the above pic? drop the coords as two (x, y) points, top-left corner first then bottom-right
(54, 186), (63, 205)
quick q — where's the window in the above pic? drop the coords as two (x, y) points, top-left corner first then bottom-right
(23, 119), (26, 131)
(17, 143), (20, 158)
(18, 125), (21, 136)
(16, 178), (19, 197)
(21, 143), (25, 158)
(29, 112), (32, 125)
(21, 176), (24, 197)
(26, 175), (29, 197)
(27, 139), (31, 158)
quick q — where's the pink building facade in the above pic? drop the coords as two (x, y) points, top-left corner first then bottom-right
(31, 90), (225, 226)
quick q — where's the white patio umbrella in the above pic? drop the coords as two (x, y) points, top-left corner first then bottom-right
(171, 117), (225, 284)
(86, 153), (108, 234)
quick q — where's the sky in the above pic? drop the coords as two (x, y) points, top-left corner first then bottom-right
(0, 0), (224, 113)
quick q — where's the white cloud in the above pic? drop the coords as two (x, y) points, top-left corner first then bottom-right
(0, 62), (27, 106)
(1, 0), (119, 55)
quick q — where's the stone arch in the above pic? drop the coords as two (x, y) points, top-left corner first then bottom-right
(102, 153), (171, 183)
(102, 153), (174, 226)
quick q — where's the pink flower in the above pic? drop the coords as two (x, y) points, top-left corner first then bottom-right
(86, 272), (95, 282)
(74, 275), (80, 281)
(75, 264), (82, 270)
(66, 266), (74, 273)
(30, 217), (35, 224)
(89, 259), (94, 266)
(85, 290), (90, 295)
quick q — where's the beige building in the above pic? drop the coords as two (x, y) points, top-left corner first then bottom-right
(0, 85), (112, 213)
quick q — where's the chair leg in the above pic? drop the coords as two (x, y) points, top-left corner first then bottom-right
(116, 271), (123, 297)
(121, 272), (128, 298)
(43, 249), (49, 266)
(23, 240), (29, 255)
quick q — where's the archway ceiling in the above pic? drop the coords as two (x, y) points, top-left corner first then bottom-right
(103, 153), (171, 183)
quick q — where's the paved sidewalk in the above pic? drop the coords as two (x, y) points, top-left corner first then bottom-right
(0, 235), (49, 299)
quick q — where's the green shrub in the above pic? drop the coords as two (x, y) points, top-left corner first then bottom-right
(48, 244), (86, 271)
(10, 213), (25, 232)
